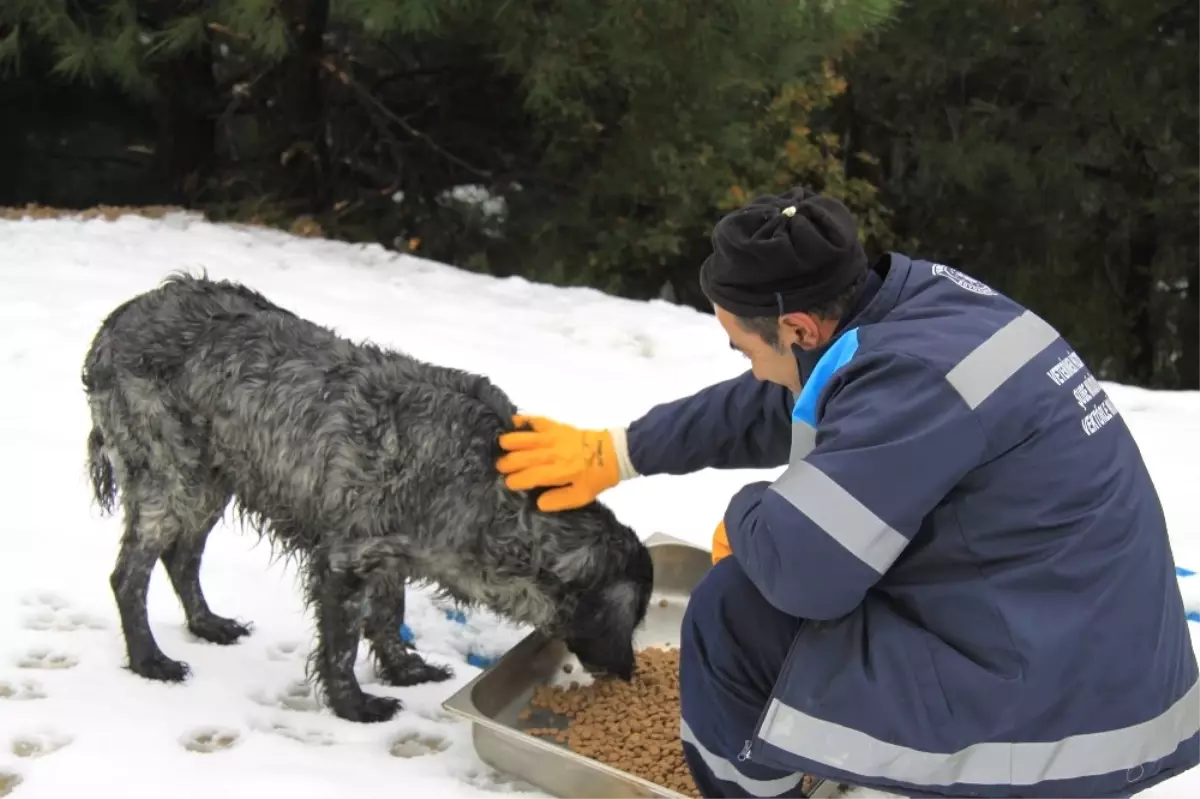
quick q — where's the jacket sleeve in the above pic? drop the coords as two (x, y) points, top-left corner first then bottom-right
(624, 369), (794, 476)
(724, 351), (987, 621)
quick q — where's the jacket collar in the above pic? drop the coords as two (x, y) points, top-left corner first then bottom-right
(793, 252), (913, 385)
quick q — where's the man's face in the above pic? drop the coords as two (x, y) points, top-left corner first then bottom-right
(714, 305), (811, 393)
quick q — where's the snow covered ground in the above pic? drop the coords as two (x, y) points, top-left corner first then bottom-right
(0, 211), (1196, 799)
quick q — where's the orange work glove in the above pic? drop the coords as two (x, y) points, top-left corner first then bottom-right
(711, 519), (732, 564)
(496, 415), (633, 511)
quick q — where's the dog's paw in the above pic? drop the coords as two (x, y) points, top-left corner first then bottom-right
(9, 730), (73, 759)
(334, 693), (401, 724)
(129, 653), (188, 682)
(16, 648), (79, 671)
(264, 640), (305, 662)
(187, 614), (252, 646)
(0, 680), (46, 701)
(179, 726), (241, 753)
(249, 679), (322, 713)
(19, 591), (107, 633)
(388, 729), (451, 758)
(377, 655), (454, 688)
(0, 769), (21, 797)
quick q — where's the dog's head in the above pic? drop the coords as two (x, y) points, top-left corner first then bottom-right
(531, 496), (654, 682)
(561, 547), (653, 681)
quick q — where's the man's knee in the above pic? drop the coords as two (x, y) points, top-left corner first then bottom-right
(682, 555), (802, 699)
(679, 558), (808, 797)
(684, 556), (793, 648)
(685, 556), (764, 631)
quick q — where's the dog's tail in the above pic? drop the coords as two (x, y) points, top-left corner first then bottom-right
(87, 426), (118, 515)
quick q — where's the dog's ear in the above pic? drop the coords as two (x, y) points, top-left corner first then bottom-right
(548, 543), (599, 584)
(600, 579), (640, 634)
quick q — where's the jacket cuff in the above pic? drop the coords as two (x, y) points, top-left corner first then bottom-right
(608, 426), (639, 480)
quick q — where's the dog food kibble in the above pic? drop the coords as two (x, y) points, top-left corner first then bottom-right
(659, 598), (669, 608)
(523, 648), (816, 797)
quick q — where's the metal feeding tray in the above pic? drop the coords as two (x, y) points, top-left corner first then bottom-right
(441, 532), (837, 798)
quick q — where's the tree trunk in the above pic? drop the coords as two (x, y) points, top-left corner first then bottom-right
(1180, 268), (1199, 389)
(154, 36), (216, 205)
(279, 0), (332, 212)
(1122, 213), (1157, 386)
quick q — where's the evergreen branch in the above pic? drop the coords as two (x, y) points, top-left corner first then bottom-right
(15, 145), (152, 166)
(0, 24), (20, 75)
(145, 14), (209, 59)
(207, 20), (252, 41)
(323, 58), (494, 179)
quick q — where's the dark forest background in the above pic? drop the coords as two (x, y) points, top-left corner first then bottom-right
(1, 0), (1195, 388)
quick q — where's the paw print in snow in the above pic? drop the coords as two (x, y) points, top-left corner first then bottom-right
(19, 591), (106, 632)
(250, 718), (336, 747)
(264, 640), (305, 662)
(460, 766), (538, 793)
(248, 679), (322, 713)
(0, 770), (21, 798)
(179, 726), (241, 753)
(16, 648), (79, 670)
(10, 730), (73, 759)
(415, 706), (458, 725)
(388, 729), (451, 758)
(0, 679), (46, 701)
(629, 332), (655, 359)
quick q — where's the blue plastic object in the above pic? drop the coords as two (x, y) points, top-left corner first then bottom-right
(397, 609), (499, 668)
(399, 568), (1199, 665)
(1177, 567), (1199, 624)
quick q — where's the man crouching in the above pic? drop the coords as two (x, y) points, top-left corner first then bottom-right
(496, 188), (1199, 797)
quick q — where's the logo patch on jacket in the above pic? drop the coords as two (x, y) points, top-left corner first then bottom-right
(931, 264), (997, 296)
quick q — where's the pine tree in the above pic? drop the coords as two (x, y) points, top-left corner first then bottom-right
(425, 0), (900, 300)
(839, 0), (1198, 388)
(1, 0), (901, 313)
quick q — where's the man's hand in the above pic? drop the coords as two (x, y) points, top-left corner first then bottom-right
(496, 415), (624, 511)
(712, 519), (732, 564)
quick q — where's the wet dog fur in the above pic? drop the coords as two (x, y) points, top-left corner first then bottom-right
(81, 272), (654, 723)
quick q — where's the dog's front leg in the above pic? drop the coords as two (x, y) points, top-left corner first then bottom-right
(364, 574), (453, 687)
(308, 556), (401, 723)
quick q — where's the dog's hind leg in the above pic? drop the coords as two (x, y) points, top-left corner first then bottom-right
(110, 477), (193, 682)
(305, 554), (402, 723)
(363, 575), (453, 687)
(159, 484), (250, 646)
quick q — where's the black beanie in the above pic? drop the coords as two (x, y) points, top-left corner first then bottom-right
(699, 186), (867, 317)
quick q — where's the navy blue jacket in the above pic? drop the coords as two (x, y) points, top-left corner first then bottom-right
(625, 254), (1199, 797)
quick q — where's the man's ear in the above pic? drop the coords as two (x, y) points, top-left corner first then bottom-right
(781, 312), (822, 350)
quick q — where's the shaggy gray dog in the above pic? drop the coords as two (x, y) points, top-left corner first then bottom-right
(81, 272), (654, 723)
